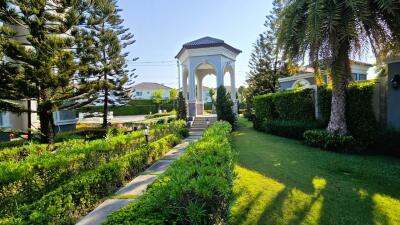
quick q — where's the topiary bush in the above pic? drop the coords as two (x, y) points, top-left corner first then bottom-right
(304, 129), (355, 152)
(263, 120), (325, 140)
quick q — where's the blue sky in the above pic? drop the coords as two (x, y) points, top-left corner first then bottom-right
(117, 0), (274, 88)
(117, 0), (376, 88)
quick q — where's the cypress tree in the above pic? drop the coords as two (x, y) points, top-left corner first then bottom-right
(216, 86), (236, 128)
(0, 0), (93, 143)
(75, 0), (137, 128)
(176, 92), (187, 121)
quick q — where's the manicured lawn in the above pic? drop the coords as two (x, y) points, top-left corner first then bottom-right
(230, 118), (400, 225)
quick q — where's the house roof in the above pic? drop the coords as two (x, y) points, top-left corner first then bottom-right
(176, 36), (242, 58)
(132, 82), (172, 90)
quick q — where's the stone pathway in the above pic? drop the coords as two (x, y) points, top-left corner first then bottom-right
(76, 115), (216, 225)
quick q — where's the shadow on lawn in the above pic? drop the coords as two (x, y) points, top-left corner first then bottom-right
(230, 119), (400, 225)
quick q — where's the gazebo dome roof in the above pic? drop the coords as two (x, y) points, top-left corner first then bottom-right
(176, 36), (241, 58)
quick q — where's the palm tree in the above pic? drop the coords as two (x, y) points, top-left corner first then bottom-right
(277, 0), (400, 135)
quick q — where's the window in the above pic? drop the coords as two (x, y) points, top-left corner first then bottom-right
(136, 91), (142, 97)
(352, 73), (367, 81)
(352, 73), (358, 81)
(359, 74), (367, 80)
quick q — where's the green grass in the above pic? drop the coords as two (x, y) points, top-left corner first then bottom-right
(230, 118), (400, 225)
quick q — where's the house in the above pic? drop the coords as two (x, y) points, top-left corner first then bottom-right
(279, 61), (373, 90)
(132, 82), (173, 100)
(0, 100), (78, 141)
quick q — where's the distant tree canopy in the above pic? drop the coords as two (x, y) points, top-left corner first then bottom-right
(74, 0), (137, 128)
(245, 0), (299, 117)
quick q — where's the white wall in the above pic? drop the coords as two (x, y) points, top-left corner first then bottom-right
(133, 89), (171, 100)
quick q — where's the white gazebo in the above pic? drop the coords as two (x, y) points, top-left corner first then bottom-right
(176, 37), (241, 117)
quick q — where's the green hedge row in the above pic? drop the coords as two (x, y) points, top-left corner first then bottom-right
(253, 81), (378, 151)
(304, 130), (355, 152)
(0, 122), (186, 216)
(253, 89), (315, 130)
(104, 121), (235, 225)
(7, 133), (183, 225)
(80, 100), (174, 116)
(263, 120), (325, 140)
(318, 81), (378, 148)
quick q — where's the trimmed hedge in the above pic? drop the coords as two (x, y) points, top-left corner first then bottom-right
(10, 133), (182, 225)
(80, 100), (174, 116)
(318, 81), (378, 148)
(304, 129), (355, 152)
(253, 89), (315, 130)
(104, 121), (235, 225)
(263, 120), (325, 140)
(0, 121), (186, 217)
(0, 139), (27, 149)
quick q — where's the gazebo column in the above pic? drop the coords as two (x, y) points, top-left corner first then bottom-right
(196, 74), (204, 115)
(188, 69), (197, 117)
(216, 66), (224, 88)
(230, 67), (238, 115)
(182, 72), (188, 101)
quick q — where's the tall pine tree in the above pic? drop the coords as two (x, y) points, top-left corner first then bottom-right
(75, 0), (137, 128)
(0, 0), (94, 143)
(245, 0), (298, 117)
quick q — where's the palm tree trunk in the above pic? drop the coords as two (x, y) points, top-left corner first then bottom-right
(327, 40), (351, 135)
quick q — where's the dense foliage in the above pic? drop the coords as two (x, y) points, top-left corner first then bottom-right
(253, 81), (381, 152)
(0, 121), (186, 221)
(244, 0), (300, 119)
(263, 120), (324, 140)
(318, 81), (378, 148)
(75, 0), (137, 128)
(216, 86), (236, 128)
(253, 88), (315, 129)
(176, 91), (187, 121)
(0, 0), (96, 143)
(104, 121), (234, 225)
(304, 129), (355, 152)
(277, 0), (400, 135)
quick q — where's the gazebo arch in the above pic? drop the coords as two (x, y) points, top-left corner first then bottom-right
(176, 37), (241, 117)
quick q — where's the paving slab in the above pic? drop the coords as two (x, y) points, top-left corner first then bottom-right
(144, 159), (173, 173)
(76, 199), (137, 225)
(75, 136), (198, 225)
(115, 174), (158, 196)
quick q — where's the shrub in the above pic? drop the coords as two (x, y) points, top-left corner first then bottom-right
(263, 120), (325, 140)
(372, 128), (400, 156)
(104, 122), (234, 225)
(0, 139), (28, 149)
(318, 81), (378, 148)
(253, 89), (315, 129)
(14, 133), (182, 225)
(216, 86), (236, 128)
(176, 91), (187, 121)
(145, 111), (175, 119)
(304, 129), (355, 152)
(0, 121), (186, 216)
